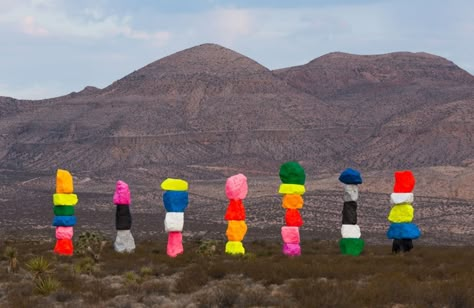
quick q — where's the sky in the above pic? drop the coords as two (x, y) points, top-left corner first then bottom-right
(1, 0), (473, 99)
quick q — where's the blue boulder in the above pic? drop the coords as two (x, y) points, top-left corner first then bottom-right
(387, 223), (421, 239)
(52, 215), (77, 227)
(338, 168), (363, 184)
(163, 191), (188, 212)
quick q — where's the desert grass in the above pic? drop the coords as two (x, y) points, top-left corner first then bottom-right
(0, 239), (473, 307)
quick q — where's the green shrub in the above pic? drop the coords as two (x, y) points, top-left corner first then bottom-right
(196, 240), (219, 256)
(140, 266), (153, 277)
(124, 271), (140, 284)
(73, 257), (98, 275)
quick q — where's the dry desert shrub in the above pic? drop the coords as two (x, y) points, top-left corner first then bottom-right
(289, 279), (356, 307)
(174, 264), (209, 294)
(5, 280), (37, 307)
(140, 278), (172, 296)
(194, 278), (281, 308)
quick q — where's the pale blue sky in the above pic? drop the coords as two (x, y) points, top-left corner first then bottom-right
(1, 0), (473, 99)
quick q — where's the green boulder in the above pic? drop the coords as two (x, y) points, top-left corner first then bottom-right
(279, 161), (306, 185)
(339, 238), (364, 256)
(53, 206), (75, 216)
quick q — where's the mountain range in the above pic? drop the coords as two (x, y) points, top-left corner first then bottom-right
(1, 44), (473, 185)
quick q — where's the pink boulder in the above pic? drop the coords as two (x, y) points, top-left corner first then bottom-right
(167, 231), (184, 257)
(113, 180), (131, 205)
(281, 226), (300, 244)
(283, 243), (301, 257)
(55, 226), (74, 240)
(225, 174), (248, 200)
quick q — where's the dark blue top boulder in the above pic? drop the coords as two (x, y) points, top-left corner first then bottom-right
(338, 168), (363, 185)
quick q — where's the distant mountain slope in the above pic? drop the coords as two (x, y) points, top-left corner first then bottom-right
(274, 51), (474, 98)
(0, 45), (473, 181)
(101, 43), (277, 96)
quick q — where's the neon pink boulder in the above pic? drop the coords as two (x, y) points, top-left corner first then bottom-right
(55, 226), (74, 240)
(225, 173), (248, 200)
(281, 226), (300, 244)
(283, 243), (301, 256)
(113, 180), (131, 205)
(167, 231), (184, 257)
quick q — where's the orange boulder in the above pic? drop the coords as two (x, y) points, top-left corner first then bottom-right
(282, 194), (304, 209)
(226, 220), (248, 241)
(56, 169), (74, 194)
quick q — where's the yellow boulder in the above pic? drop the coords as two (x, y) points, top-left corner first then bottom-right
(226, 220), (248, 241)
(388, 203), (414, 223)
(282, 194), (304, 209)
(56, 169), (73, 194)
(53, 194), (78, 206)
(161, 178), (188, 191)
(225, 241), (245, 255)
(279, 184), (305, 195)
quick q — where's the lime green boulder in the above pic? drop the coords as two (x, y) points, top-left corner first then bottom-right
(339, 238), (364, 256)
(279, 161), (306, 185)
(225, 241), (245, 255)
(388, 204), (414, 223)
(278, 184), (306, 195)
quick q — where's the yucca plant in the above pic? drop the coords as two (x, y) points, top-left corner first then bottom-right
(34, 276), (61, 295)
(4, 246), (19, 273)
(26, 256), (52, 279)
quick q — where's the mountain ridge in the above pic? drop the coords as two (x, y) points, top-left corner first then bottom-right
(2, 45), (473, 101)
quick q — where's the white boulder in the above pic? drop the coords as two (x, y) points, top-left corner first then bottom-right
(114, 230), (136, 253)
(341, 224), (361, 238)
(164, 212), (184, 232)
(343, 184), (359, 202)
(390, 193), (414, 205)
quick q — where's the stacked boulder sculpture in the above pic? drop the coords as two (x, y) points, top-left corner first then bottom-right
(224, 174), (248, 255)
(338, 168), (364, 256)
(113, 180), (136, 253)
(53, 169), (77, 256)
(279, 161), (306, 257)
(45, 168), (428, 257)
(161, 178), (189, 258)
(388, 170), (421, 253)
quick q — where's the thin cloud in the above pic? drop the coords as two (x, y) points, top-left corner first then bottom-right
(212, 8), (253, 45)
(21, 15), (48, 36)
(1, 1), (171, 43)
